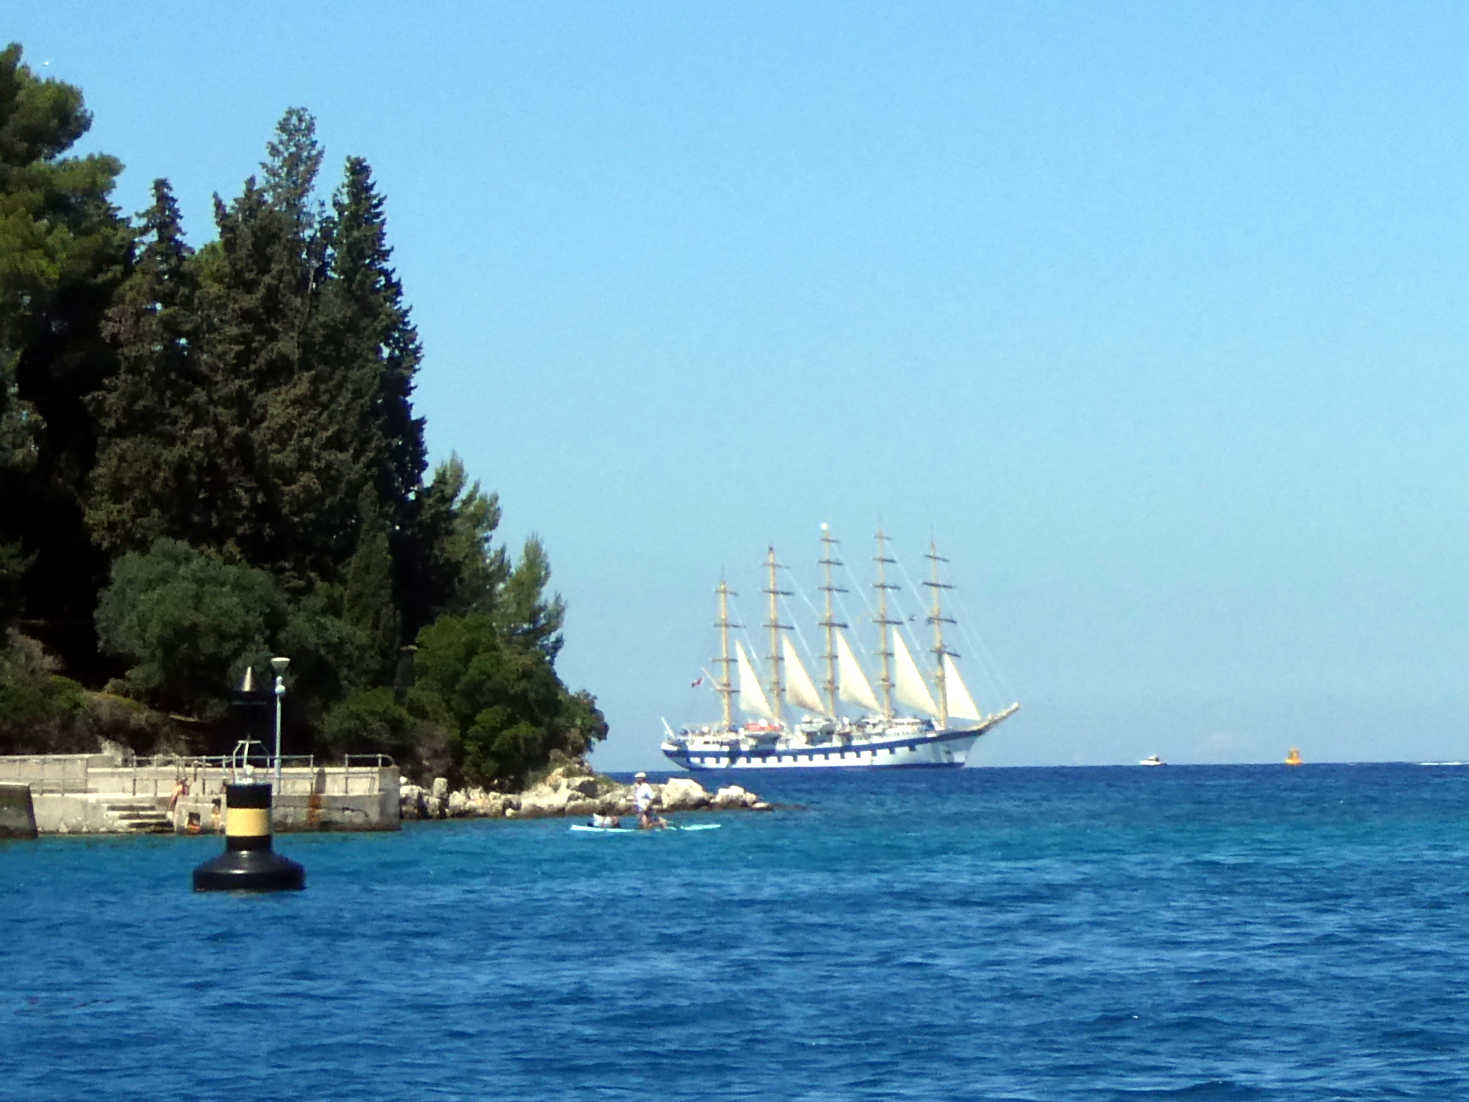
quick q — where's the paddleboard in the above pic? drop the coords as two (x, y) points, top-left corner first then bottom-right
(569, 823), (722, 833)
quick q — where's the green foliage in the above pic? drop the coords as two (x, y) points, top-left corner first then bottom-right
(89, 178), (209, 554)
(0, 42), (129, 670)
(406, 613), (607, 788)
(0, 538), (31, 625)
(339, 508), (399, 688)
(557, 688), (610, 760)
(95, 539), (287, 718)
(398, 454), (509, 634)
(261, 106), (326, 247)
(323, 156), (426, 534)
(0, 630), (93, 753)
(316, 684), (450, 773)
(495, 535), (565, 661)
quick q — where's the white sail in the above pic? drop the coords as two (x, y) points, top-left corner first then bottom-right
(892, 629), (940, 718)
(942, 653), (982, 721)
(782, 634), (827, 715)
(835, 629), (881, 713)
(735, 640), (776, 720)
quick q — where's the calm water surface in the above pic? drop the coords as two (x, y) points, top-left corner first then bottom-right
(5, 763), (1469, 1100)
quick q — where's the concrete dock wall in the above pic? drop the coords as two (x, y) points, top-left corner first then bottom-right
(0, 782), (37, 839)
(2, 756), (400, 834)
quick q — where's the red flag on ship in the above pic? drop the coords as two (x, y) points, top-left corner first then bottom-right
(690, 675), (704, 687)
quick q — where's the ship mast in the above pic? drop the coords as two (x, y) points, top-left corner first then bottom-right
(873, 530), (899, 720)
(764, 547), (791, 727)
(818, 524), (847, 716)
(715, 575), (739, 729)
(923, 538), (956, 729)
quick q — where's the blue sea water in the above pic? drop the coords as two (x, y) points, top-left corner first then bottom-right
(5, 763), (1469, 1100)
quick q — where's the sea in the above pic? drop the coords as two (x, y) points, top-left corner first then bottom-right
(5, 762), (1469, 1101)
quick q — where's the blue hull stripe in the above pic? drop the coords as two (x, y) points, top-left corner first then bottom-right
(662, 727), (984, 771)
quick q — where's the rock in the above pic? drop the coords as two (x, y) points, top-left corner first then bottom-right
(400, 758), (765, 823)
(399, 784), (428, 820)
(568, 775), (599, 797)
(711, 784), (755, 809)
(518, 786), (572, 818)
(474, 792), (514, 818)
(659, 776), (710, 811)
(540, 766), (600, 797)
(459, 787), (508, 818)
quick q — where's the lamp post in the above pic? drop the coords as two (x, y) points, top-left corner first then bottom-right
(270, 656), (290, 797)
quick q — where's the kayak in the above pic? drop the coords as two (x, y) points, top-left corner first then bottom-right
(569, 823), (722, 833)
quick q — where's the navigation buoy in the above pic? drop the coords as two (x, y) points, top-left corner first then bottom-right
(192, 782), (305, 891)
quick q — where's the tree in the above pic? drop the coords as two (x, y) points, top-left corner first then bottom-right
(186, 109), (337, 586)
(0, 629), (92, 754)
(322, 155), (426, 531)
(405, 611), (608, 787)
(398, 454), (509, 636)
(338, 492), (399, 689)
(0, 42), (128, 481)
(495, 535), (566, 662)
(95, 539), (287, 719)
(0, 43), (129, 668)
(89, 178), (211, 553)
(260, 106), (325, 251)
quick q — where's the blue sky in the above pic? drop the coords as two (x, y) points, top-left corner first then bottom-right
(13, 2), (1469, 768)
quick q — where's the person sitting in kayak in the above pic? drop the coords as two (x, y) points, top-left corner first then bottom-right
(633, 772), (666, 829)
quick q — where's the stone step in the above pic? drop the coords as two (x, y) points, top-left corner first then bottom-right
(104, 802), (173, 833)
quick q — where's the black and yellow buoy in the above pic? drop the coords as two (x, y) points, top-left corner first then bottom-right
(192, 782), (305, 891)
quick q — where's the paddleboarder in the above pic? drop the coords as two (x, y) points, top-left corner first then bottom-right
(633, 772), (666, 829)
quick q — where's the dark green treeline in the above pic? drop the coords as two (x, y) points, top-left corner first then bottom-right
(0, 45), (607, 786)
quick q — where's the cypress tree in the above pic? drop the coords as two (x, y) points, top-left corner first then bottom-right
(198, 109), (330, 584)
(90, 178), (209, 553)
(325, 156), (427, 540)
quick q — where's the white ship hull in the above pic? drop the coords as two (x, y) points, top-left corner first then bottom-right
(661, 704), (1018, 771)
(663, 729), (975, 770)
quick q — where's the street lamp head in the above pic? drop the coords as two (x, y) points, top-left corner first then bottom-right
(270, 656), (290, 676)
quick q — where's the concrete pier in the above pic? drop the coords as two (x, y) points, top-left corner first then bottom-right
(0, 755), (400, 835)
(0, 782), (38, 839)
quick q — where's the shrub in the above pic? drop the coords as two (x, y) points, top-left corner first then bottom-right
(0, 631), (95, 753)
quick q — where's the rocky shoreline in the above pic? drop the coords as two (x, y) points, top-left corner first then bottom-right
(400, 762), (770, 822)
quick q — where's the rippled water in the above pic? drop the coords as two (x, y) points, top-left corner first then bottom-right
(5, 763), (1469, 1100)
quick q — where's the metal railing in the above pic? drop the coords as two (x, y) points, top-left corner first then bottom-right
(0, 753), (398, 799)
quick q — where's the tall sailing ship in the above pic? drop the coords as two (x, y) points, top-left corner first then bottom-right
(660, 529), (1020, 770)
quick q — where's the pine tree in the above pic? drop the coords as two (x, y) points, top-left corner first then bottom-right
(495, 535), (566, 662)
(0, 42), (129, 664)
(398, 455), (510, 636)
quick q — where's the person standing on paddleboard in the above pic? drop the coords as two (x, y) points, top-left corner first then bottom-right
(633, 772), (659, 829)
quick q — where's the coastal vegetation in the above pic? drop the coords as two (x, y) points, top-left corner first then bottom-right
(0, 43), (607, 786)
